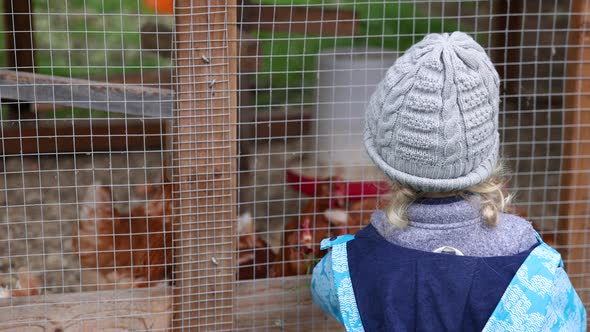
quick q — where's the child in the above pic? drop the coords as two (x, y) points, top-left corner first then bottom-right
(311, 32), (586, 331)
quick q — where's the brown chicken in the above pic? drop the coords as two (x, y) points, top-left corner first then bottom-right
(270, 181), (335, 277)
(0, 270), (41, 298)
(237, 212), (277, 280)
(345, 196), (385, 234)
(271, 180), (384, 277)
(270, 213), (329, 277)
(73, 172), (173, 289)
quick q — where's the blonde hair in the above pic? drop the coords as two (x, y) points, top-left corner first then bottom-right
(385, 163), (513, 228)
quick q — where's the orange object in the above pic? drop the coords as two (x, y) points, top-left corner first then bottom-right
(144, 0), (174, 14)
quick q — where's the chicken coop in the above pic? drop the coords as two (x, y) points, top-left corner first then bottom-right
(0, 0), (588, 330)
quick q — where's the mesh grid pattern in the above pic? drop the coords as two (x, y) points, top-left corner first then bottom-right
(0, 0), (587, 330)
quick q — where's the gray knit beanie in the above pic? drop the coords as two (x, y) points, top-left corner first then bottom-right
(364, 32), (500, 192)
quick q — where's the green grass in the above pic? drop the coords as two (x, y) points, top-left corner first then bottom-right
(30, 0), (171, 79)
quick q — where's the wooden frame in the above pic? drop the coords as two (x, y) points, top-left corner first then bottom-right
(2, 0), (35, 119)
(0, 69), (173, 154)
(490, 0), (524, 98)
(0, 70), (174, 118)
(0, 118), (167, 155)
(558, 0), (590, 305)
(0, 277), (341, 331)
(0, 287), (172, 331)
(240, 1), (356, 36)
(171, 0), (238, 329)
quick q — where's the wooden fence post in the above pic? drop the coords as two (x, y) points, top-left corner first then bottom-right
(172, 1), (237, 330)
(2, 0), (35, 119)
(490, 0), (523, 98)
(558, 0), (590, 304)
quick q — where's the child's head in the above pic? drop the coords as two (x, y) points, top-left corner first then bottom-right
(363, 32), (508, 226)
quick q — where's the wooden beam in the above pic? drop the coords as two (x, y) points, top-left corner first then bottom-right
(503, 0), (524, 98)
(558, 0), (590, 305)
(241, 3), (357, 37)
(0, 119), (167, 155)
(0, 286), (171, 331)
(235, 276), (342, 331)
(0, 70), (174, 118)
(2, 0), (35, 119)
(95, 68), (174, 90)
(0, 277), (341, 331)
(172, 0), (237, 330)
(240, 107), (313, 140)
(2, 0), (34, 71)
(489, 0), (508, 72)
(489, 0), (523, 97)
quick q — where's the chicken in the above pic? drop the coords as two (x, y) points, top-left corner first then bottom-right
(344, 196), (384, 234)
(271, 180), (383, 277)
(73, 172), (173, 289)
(270, 213), (328, 277)
(270, 181), (335, 277)
(237, 212), (277, 280)
(271, 179), (370, 277)
(0, 270), (41, 298)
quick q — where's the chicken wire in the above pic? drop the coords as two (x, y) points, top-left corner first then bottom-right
(0, 0), (586, 331)
(0, 0), (175, 330)
(238, 0), (590, 329)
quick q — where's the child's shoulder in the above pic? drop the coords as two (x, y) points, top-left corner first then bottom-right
(498, 212), (534, 231)
(497, 212), (539, 252)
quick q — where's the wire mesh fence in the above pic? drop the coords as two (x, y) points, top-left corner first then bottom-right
(0, 0), (175, 330)
(0, 0), (587, 330)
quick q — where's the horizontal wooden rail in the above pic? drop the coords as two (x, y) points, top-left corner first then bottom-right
(0, 70), (174, 118)
(0, 119), (168, 155)
(0, 106), (310, 155)
(0, 276), (342, 331)
(235, 276), (342, 331)
(241, 3), (357, 36)
(0, 286), (171, 331)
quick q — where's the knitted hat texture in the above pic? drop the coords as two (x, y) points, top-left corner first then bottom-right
(364, 32), (500, 192)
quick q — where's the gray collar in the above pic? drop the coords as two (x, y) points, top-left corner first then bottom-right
(407, 197), (481, 226)
(372, 197), (483, 234)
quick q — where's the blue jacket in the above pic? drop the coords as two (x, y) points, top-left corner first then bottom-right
(311, 224), (587, 331)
